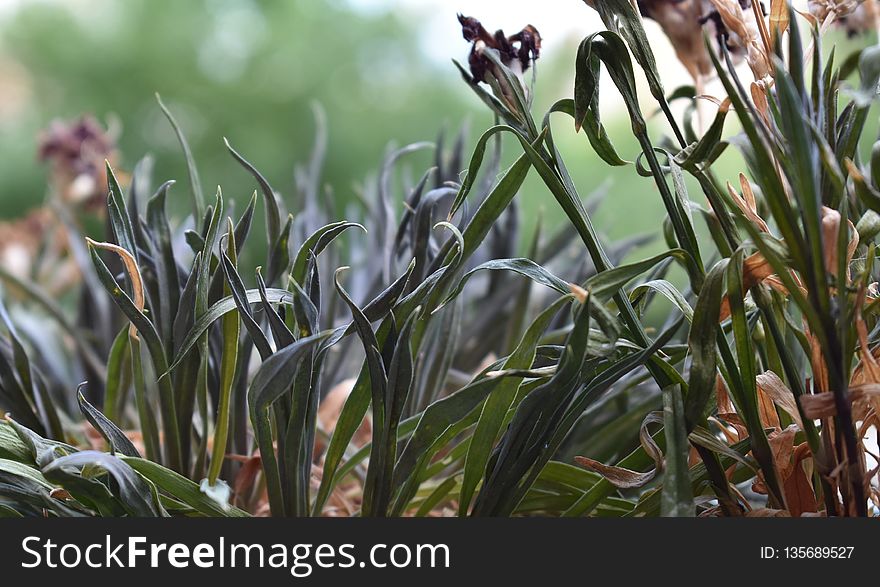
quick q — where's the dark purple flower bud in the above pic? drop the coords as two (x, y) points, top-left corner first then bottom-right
(37, 115), (119, 209)
(457, 14), (542, 110)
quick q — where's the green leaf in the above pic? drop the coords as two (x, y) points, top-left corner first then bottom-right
(265, 214), (293, 286)
(365, 308), (418, 517)
(168, 288), (291, 371)
(156, 93), (204, 220)
(725, 250), (786, 507)
(459, 150), (532, 262)
(437, 258), (571, 312)
(87, 244), (181, 472)
(312, 264), (427, 515)
(449, 125), (509, 217)
(0, 419), (32, 463)
(333, 268), (390, 516)
(224, 137), (283, 247)
(660, 383), (694, 517)
(414, 477), (458, 517)
(129, 337), (161, 465)
(106, 163), (139, 264)
(392, 376), (531, 515)
(471, 292), (598, 516)
(586, 0), (665, 101)
(145, 180), (182, 348)
(483, 316), (683, 516)
(0, 457), (54, 490)
(122, 457), (249, 517)
(248, 330), (335, 516)
(0, 299), (45, 434)
(675, 102), (730, 172)
(77, 388), (141, 458)
(220, 246), (273, 360)
(257, 269), (295, 348)
(688, 426), (755, 472)
(5, 416), (76, 468)
(582, 248), (690, 303)
(102, 326), (131, 425)
(630, 279), (694, 322)
(208, 220), (241, 486)
(631, 437), (753, 517)
(459, 295), (572, 515)
(574, 32), (644, 135)
(43, 451), (165, 517)
(684, 259), (727, 427)
(556, 98), (628, 167)
(291, 222), (366, 286)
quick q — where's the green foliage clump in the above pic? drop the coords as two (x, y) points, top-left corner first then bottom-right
(2, 4), (880, 518)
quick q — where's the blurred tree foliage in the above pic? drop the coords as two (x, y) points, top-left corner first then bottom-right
(0, 0), (478, 219)
(0, 0), (719, 250)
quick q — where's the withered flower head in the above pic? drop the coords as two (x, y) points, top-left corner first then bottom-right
(591, 1), (770, 83)
(810, 0), (879, 38)
(701, 0), (771, 80)
(457, 14), (541, 84)
(637, 0), (714, 79)
(37, 114), (119, 210)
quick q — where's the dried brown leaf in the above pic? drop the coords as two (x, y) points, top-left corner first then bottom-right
(574, 456), (656, 489)
(799, 392), (837, 420)
(806, 328), (829, 393)
(569, 282), (587, 304)
(727, 174), (770, 232)
(820, 206), (858, 281)
(719, 251), (778, 321)
(574, 412), (664, 489)
(752, 424), (797, 495)
(785, 443), (818, 517)
(769, 0), (790, 43)
(757, 377), (783, 432)
(85, 238), (144, 339)
(756, 370), (804, 431)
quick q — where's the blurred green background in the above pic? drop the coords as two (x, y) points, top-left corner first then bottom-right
(2, 0), (869, 256)
(0, 0), (465, 216)
(0, 0), (675, 248)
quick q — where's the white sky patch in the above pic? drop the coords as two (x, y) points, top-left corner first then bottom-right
(341, 0), (699, 117)
(344, 0), (603, 64)
(0, 0), (24, 17)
